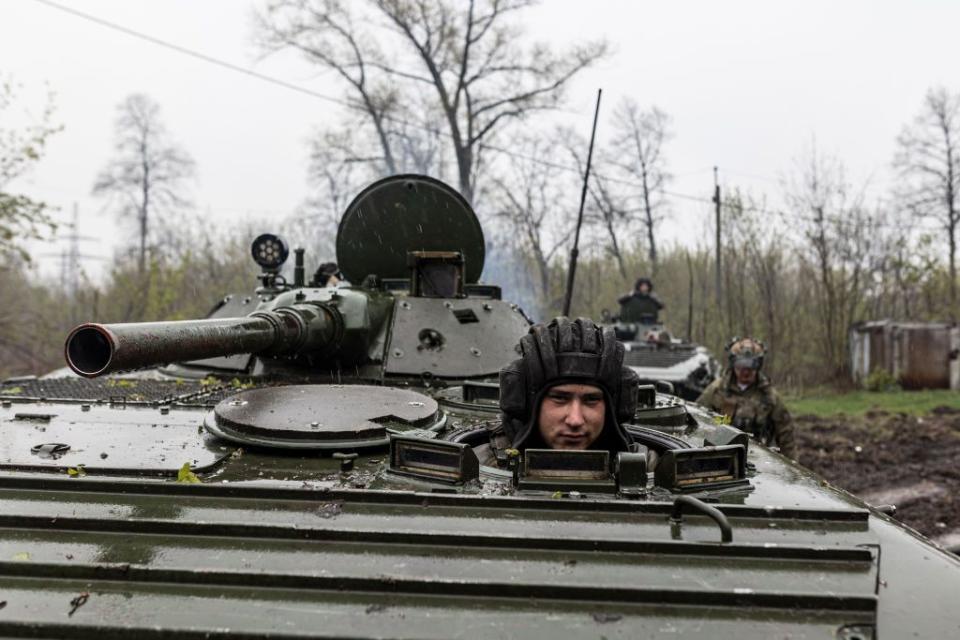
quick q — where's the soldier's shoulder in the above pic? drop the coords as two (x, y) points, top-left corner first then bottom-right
(758, 379), (786, 403)
(700, 377), (726, 396)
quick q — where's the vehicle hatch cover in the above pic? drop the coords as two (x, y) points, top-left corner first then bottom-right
(206, 384), (442, 450)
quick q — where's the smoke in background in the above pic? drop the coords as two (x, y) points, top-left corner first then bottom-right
(482, 242), (543, 323)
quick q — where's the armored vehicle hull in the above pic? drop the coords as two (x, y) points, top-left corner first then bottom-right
(613, 322), (719, 400)
(0, 376), (957, 639)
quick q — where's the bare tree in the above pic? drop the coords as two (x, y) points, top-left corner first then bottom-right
(786, 147), (846, 375)
(93, 94), (195, 275)
(587, 171), (630, 279)
(609, 99), (672, 274)
(562, 129), (631, 280)
(784, 144), (879, 379)
(389, 101), (448, 176)
(893, 86), (960, 317)
(258, 0), (607, 203)
(491, 134), (575, 313)
(0, 77), (60, 264)
(257, 1), (401, 175)
(287, 128), (369, 257)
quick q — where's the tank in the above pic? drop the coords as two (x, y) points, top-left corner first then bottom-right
(603, 309), (719, 401)
(1, 174), (958, 639)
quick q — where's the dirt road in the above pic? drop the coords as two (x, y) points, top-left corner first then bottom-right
(797, 406), (960, 545)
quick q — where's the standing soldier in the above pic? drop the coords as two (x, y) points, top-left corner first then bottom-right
(617, 277), (664, 323)
(696, 337), (797, 461)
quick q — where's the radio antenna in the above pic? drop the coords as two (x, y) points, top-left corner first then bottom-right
(561, 88), (602, 317)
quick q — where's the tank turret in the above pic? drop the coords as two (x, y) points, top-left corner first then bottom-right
(63, 175), (531, 384)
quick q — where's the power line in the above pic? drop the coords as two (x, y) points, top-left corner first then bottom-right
(31, 0), (934, 235)
(30, 0), (678, 196)
(30, 0), (804, 212)
(31, 0), (351, 109)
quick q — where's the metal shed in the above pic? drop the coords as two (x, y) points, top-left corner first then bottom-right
(849, 320), (960, 390)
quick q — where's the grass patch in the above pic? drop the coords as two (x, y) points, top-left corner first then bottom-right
(787, 389), (960, 417)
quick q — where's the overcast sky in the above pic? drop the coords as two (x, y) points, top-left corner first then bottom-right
(4, 0), (959, 281)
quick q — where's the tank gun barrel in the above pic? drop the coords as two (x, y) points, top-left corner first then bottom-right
(64, 305), (340, 378)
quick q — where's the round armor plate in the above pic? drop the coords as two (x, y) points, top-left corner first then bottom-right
(206, 385), (442, 450)
(336, 174), (485, 284)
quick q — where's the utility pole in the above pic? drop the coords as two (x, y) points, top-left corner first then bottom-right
(67, 204), (81, 300)
(41, 203), (106, 325)
(685, 249), (694, 341)
(712, 166), (721, 309)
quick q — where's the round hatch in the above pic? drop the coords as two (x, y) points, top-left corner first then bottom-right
(336, 174), (485, 284)
(205, 385), (443, 450)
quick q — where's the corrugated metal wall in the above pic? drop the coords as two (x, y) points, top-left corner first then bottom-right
(849, 321), (960, 390)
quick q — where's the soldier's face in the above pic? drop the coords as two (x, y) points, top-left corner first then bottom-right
(638, 283), (651, 294)
(537, 384), (606, 450)
(734, 365), (758, 386)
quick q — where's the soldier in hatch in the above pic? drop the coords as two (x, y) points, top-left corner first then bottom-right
(696, 337), (797, 460)
(312, 262), (343, 287)
(494, 317), (640, 454)
(617, 277), (664, 323)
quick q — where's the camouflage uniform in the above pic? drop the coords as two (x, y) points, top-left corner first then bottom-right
(696, 372), (797, 460)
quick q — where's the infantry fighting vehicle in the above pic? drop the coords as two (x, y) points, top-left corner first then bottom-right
(0, 175), (958, 638)
(603, 300), (719, 401)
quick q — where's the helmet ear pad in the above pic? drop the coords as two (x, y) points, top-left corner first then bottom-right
(617, 366), (640, 423)
(499, 358), (529, 444)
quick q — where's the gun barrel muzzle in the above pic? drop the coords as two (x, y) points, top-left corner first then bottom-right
(65, 316), (281, 378)
(64, 303), (341, 378)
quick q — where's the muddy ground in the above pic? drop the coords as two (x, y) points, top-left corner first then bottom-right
(797, 406), (960, 544)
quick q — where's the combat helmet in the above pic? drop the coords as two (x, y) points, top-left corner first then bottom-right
(726, 337), (766, 371)
(499, 317), (639, 452)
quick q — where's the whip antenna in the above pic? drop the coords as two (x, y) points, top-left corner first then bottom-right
(562, 88), (602, 317)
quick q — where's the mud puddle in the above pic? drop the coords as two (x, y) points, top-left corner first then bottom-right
(796, 406), (960, 540)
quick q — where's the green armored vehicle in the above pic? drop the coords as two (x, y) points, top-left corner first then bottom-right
(0, 175), (958, 639)
(605, 280), (719, 401)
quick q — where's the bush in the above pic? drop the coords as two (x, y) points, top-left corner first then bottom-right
(865, 367), (900, 392)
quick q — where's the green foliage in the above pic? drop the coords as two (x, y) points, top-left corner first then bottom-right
(786, 389), (960, 417)
(177, 462), (200, 483)
(864, 368), (900, 392)
(106, 379), (138, 389)
(505, 180), (956, 389)
(93, 94), (195, 274)
(0, 76), (61, 264)
(0, 213), (254, 380)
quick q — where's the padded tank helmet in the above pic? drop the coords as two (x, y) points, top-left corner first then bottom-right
(634, 276), (654, 292)
(726, 337), (766, 371)
(499, 317), (639, 452)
